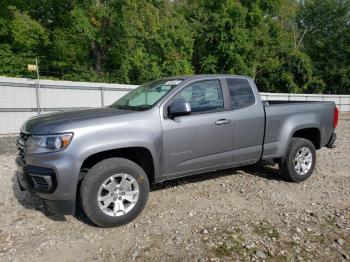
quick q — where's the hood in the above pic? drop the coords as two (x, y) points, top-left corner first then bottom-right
(22, 107), (131, 134)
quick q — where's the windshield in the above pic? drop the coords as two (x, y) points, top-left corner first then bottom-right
(110, 79), (183, 111)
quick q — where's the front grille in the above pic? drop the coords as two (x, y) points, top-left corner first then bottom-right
(20, 132), (31, 141)
(18, 146), (25, 161)
(31, 176), (49, 190)
(17, 132), (31, 164)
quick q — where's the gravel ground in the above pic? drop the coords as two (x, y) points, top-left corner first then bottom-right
(0, 121), (349, 262)
(0, 136), (17, 155)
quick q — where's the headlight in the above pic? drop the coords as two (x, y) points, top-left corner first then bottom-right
(26, 133), (73, 154)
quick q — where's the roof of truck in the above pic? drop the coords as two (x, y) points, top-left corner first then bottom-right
(164, 74), (253, 81)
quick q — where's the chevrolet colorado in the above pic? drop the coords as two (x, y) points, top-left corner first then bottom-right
(16, 75), (338, 227)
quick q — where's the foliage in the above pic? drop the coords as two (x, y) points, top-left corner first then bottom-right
(0, 0), (349, 93)
(296, 0), (350, 94)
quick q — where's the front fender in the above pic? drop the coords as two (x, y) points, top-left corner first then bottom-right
(63, 116), (162, 179)
(77, 139), (160, 178)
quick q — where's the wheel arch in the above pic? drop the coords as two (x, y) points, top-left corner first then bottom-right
(292, 127), (321, 149)
(281, 124), (321, 159)
(79, 147), (156, 184)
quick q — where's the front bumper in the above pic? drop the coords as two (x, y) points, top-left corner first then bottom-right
(16, 157), (57, 193)
(15, 153), (79, 215)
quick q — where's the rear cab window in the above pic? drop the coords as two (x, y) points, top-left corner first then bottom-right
(226, 78), (255, 109)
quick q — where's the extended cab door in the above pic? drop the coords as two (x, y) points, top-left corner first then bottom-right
(160, 78), (234, 176)
(224, 77), (265, 164)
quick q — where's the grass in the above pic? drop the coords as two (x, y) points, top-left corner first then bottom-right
(253, 224), (280, 240)
(214, 233), (246, 257)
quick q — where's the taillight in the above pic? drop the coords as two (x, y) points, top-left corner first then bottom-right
(333, 106), (339, 128)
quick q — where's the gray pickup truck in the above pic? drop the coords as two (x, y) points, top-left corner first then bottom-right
(16, 75), (338, 227)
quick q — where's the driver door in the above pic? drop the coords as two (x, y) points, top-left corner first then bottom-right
(160, 79), (234, 176)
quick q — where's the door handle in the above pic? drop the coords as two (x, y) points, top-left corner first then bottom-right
(215, 119), (230, 125)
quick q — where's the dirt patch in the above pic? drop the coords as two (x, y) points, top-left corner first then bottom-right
(0, 121), (349, 261)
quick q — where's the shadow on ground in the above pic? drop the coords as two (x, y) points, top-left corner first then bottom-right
(11, 161), (285, 225)
(151, 161), (284, 191)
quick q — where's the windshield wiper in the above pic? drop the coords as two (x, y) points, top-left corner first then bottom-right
(111, 104), (151, 111)
(130, 105), (151, 111)
(112, 105), (132, 110)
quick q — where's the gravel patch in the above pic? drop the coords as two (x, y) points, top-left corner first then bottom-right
(0, 136), (17, 155)
(0, 121), (349, 261)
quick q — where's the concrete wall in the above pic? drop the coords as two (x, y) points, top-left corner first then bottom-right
(0, 76), (349, 134)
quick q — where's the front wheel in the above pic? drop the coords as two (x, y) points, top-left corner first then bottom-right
(279, 138), (316, 182)
(80, 158), (149, 227)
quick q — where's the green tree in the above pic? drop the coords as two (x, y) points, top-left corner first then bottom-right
(0, 0), (348, 94)
(109, 0), (194, 83)
(297, 0), (350, 94)
(181, 0), (318, 93)
(0, 6), (48, 77)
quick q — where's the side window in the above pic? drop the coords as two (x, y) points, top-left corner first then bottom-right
(226, 78), (255, 109)
(173, 80), (224, 113)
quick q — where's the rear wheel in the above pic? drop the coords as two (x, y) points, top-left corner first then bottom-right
(279, 138), (316, 182)
(80, 158), (149, 227)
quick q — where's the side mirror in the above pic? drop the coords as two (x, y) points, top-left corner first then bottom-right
(168, 101), (191, 118)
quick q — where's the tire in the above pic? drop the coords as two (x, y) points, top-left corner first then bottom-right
(80, 158), (149, 227)
(279, 138), (316, 182)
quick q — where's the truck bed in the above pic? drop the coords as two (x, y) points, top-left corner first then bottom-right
(261, 100), (335, 159)
(263, 100), (335, 106)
